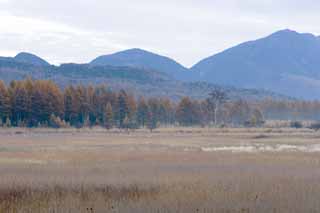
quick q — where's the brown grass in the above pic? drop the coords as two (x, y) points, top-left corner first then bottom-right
(0, 127), (320, 212)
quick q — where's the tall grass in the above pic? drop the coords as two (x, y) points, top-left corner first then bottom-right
(0, 128), (320, 212)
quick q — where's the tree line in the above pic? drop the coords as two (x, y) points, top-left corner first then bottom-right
(0, 79), (319, 129)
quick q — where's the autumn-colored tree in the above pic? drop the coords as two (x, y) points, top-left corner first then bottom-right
(158, 98), (174, 126)
(0, 81), (11, 124)
(64, 86), (79, 126)
(228, 100), (251, 126)
(76, 85), (90, 126)
(3, 78), (320, 130)
(11, 82), (30, 126)
(176, 97), (200, 126)
(28, 80), (63, 126)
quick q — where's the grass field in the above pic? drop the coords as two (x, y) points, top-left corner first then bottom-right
(0, 127), (320, 213)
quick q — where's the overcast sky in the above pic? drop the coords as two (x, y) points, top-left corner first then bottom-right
(0, 0), (319, 67)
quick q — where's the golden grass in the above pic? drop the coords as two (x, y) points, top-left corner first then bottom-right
(0, 127), (320, 212)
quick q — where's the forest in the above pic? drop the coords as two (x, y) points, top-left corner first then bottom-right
(0, 79), (319, 129)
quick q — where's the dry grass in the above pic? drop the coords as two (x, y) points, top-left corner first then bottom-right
(0, 127), (320, 212)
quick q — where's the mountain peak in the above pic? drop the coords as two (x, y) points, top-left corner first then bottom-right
(125, 48), (148, 53)
(274, 29), (297, 34)
(110, 48), (160, 57)
(90, 48), (190, 80)
(14, 52), (50, 66)
(111, 48), (168, 58)
(269, 29), (317, 40)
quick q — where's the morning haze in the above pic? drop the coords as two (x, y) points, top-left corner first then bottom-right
(0, 0), (320, 66)
(1, 1), (320, 213)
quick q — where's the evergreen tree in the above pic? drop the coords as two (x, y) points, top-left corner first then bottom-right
(92, 85), (108, 125)
(146, 109), (157, 132)
(64, 86), (79, 126)
(117, 90), (130, 128)
(103, 102), (113, 129)
(147, 98), (160, 127)
(137, 97), (149, 127)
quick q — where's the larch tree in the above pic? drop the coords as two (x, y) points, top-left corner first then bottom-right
(176, 97), (200, 126)
(0, 81), (10, 124)
(64, 86), (79, 126)
(11, 83), (29, 126)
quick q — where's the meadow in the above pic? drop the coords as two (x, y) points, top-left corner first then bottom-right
(0, 127), (320, 213)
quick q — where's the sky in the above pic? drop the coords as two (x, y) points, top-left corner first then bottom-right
(0, 0), (319, 67)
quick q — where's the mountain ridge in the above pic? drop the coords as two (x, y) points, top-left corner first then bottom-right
(0, 57), (289, 101)
(191, 29), (320, 99)
(1, 29), (320, 99)
(90, 48), (191, 81)
(14, 52), (50, 66)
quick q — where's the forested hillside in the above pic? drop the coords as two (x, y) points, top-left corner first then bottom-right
(191, 29), (320, 99)
(0, 56), (288, 101)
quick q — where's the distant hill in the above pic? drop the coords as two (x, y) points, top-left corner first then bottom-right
(0, 59), (287, 101)
(90, 48), (192, 81)
(191, 29), (320, 99)
(14, 52), (50, 66)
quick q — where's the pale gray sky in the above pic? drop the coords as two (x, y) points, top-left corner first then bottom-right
(0, 0), (319, 67)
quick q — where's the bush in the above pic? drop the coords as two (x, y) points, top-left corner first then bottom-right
(309, 122), (320, 131)
(4, 118), (11, 127)
(49, 115), (68, 128)
(290, 121), (303, 129)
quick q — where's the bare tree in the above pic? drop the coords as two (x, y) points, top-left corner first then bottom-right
(207, 88), (228, 126)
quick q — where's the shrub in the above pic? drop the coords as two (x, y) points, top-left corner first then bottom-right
(309, 122), (320, 131)
(290, 121), (303, 129)
(4, 118), (11, 128)
(49, 115), (68, 128)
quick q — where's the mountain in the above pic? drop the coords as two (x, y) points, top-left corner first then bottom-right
(0, 58), (288, 101)
(4, 29), (317, 100)
(14, 52), (50, 66)
(90, 48), (192, 81)
(191, 29), (320, 99)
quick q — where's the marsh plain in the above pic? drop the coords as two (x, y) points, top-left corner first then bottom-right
(0, 127), (320, 213)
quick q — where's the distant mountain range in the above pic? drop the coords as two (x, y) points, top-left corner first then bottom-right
(1, 29), (320, 100)
(0, 52), (287, 101)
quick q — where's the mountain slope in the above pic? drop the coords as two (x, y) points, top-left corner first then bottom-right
(14, 52), (50, 66)
(0, 58), (288, 101)
(90, 48), (191, 80)
(191, 29), (320, 99)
